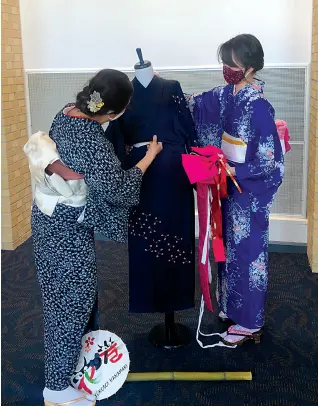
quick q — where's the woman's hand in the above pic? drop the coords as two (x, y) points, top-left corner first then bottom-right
(147, 135), (163, 159)
(226, 163), (236, 176)
(136, 136), (163, 174)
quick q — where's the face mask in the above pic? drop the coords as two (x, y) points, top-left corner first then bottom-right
(223, 65), (246, 85)
(108, 110), (125, 121)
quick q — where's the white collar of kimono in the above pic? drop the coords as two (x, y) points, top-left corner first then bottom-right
(63, 105), (75, 115)
(233, 80), (265, 96)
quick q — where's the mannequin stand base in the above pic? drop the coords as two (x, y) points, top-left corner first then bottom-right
(148, 323), (192, 349)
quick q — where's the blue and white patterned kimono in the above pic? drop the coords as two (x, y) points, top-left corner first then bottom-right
(28, 105), (143, 390)
(189, 82), (284, 329)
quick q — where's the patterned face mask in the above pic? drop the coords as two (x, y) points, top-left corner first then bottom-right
(223, 65), (245, 85)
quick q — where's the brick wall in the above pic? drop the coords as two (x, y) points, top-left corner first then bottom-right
(1, 0), (32, 250)
(0, 0), (317, 258)
(308, 0), (318, 272)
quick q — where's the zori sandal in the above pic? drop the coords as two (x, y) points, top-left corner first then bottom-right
(221, 325), (263, 347)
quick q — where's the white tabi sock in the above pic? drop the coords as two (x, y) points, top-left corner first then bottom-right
(43, 386), (95, 405)
(219, 311), (228, 319)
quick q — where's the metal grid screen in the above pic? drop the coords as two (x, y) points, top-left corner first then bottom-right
(27, 68), (307, 216)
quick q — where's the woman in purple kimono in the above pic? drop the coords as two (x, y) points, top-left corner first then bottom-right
(188, 34), (284, 346)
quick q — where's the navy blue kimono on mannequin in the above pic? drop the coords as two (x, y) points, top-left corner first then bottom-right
(106, 76), (196, 313)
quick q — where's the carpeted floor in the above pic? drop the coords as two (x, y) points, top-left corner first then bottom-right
(1, 238), (318, 406)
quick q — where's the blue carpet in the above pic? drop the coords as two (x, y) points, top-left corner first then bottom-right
(1, 238), (318, 406)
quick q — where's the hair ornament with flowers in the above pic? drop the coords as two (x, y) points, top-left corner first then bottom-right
(87, 91), (104, 113)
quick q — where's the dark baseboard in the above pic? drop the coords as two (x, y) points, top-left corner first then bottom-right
(268, 243), (307, 253)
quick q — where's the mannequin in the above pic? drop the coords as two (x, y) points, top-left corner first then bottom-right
(106, 48), (196, 349)
(134, 48), (154, 88)
(133, 49), (192, 349)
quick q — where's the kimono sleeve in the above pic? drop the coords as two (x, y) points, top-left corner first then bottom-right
(76, 127), (143, 208)
(185, 87), (224, 148)
(104, 119), (127, 166)
(235, 99), (284, 192)
(173, 81), (197, 150)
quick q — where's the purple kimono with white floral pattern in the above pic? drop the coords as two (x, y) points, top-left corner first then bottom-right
(189, 82), (284, 329)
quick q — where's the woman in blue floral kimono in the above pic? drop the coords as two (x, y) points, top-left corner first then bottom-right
(25, 69), (162, 406)
(188, 34), (284, 347)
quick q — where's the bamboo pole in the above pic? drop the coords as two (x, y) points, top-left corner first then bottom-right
(126, 372), (252, 381)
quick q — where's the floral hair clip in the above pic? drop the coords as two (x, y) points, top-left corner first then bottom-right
(87, 91), (104, 113)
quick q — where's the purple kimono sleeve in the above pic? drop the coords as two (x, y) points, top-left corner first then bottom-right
(235, 99), (284, 193)
(185, 87), (224, 148)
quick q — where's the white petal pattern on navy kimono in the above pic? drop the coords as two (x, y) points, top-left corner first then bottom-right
(129, 211), (193, 265)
